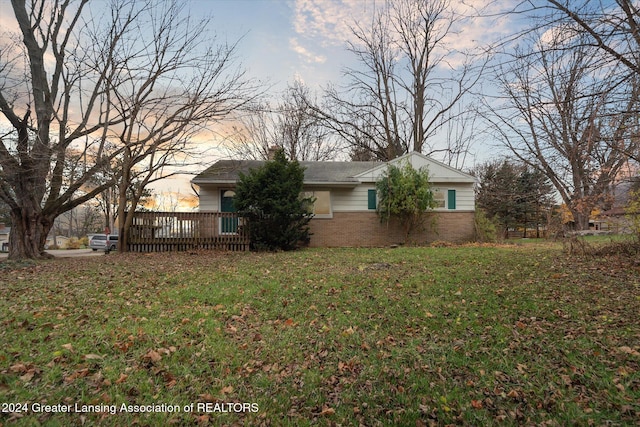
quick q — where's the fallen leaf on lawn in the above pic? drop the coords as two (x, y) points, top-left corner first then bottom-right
(114, 341), (133, 352)
(195, 414), (210, 424)
(83, 354), (103, 360)
(320, 406), (335, 416)
(220, 385), (233, 395)
(64, 368), (90, 383)
(199, 393), (216, 403)
(10, 363), (28, 373)
(507, 389), (520, 399)
(142, 350), (162, 363)
(471, 399), (483, 409)
(617, 346), (640, 356)
(115, 373), (128, 384)
(20, 371), (35, 382)
(61, 343), (74, 352)
(156, 369), (176, 386)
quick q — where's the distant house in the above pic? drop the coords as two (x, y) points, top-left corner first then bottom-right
(45, 235), (71, 249)
(0, 223), (10, 252)
(600, 179), (638, 233)
(191, 152), (477, 247)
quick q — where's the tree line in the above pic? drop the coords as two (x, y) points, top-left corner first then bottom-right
(1, 0), (639, 259)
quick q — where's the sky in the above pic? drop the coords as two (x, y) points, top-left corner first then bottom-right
(187, 0), (513, 92)
(189, 0), (381, 92)
(154, 0), (517, 206)
(0, 0), (520, 210)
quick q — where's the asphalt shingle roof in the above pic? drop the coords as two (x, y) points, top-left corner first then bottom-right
(192, 159), (381, 184)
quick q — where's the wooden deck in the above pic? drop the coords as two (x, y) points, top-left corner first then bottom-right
(127, 212), (249, 252)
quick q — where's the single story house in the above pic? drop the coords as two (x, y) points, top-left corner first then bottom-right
(191, 151), (476, 247)
(0, 223), (10, 252)
(599, 178), (638, 233)
(45, 235), (71, 249)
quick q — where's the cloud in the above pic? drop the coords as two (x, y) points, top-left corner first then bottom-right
(291, 0), (517, 56)
(289, 37), (327, 64)
(292, 0), (375, 46)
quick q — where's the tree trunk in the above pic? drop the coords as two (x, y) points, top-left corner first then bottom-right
(573, 210), (591, 231)
(8, 208), (54, 260)
(116, 186), (128, 253)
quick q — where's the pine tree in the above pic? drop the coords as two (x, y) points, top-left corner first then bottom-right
(234, 149), (314, 250)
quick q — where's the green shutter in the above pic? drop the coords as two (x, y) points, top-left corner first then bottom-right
(447, 189), (456, 210)
(368, 189), (377, 209)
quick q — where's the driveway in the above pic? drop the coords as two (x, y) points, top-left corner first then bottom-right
(0, 249), (106, 258)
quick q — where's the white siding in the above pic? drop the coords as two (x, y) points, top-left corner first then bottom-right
(355, 152), (476, 184)
(431, 182), (475, 211)
(197, 185), (221, 211)
(331, 183), (474, 212)
(331, 186), (375, 211)
(198, 183), (474, 212)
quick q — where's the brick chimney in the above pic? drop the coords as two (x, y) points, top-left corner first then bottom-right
(267, 146), (280, 160)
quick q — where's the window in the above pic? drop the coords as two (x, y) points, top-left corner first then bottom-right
(433, 189), (456, 209)
(368, 189), (377, 210)
(303, 191), (332, 218)
(433, 190), (445, 208)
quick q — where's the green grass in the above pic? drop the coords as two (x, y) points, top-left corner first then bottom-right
(1, 242), (639, 426)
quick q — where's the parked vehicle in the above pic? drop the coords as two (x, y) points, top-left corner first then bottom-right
(89, 234), (118, 252)
(89, 234), (107, 251)
(105, 234), (118, 252)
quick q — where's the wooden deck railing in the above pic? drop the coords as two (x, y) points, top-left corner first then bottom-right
(126, 212), (249, 252)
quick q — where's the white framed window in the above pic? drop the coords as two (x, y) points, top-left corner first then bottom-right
(433, 189), (446, 208)
(432, 188), (457, 210)
(303, 190), (332, 218)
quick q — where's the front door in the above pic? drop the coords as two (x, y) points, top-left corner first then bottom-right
(220, 190), (238, 233)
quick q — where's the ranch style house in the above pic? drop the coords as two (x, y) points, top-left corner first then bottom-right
(191, 151), (477, 247)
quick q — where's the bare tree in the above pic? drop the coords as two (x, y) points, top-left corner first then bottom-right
(312, 0), (482, 162)
(487, 28), (640, 230)
(225, 81), (338, 161)
(540, 0), (640, 77)
(512, 1), (640, 161)
(277, 81), (337, 161)
(0, 0), (256, 258)
(0, 0), (123, 259)
(106, 1), (259, 252)
(225, 107), (277, 161)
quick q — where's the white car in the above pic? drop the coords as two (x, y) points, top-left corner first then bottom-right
(89, 234), (107, 251)
(89, 234), (118, 252)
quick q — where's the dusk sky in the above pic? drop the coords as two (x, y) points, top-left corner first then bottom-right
(187, 0), (514, 93)
(164, 0), (518, 205)
(0, 0), (521, 208)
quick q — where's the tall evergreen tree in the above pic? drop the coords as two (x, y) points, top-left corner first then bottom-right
(474, 159), (555, 238)
(234, 149), (314, 250)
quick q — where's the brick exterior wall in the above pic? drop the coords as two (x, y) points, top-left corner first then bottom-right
(308, 211), (475, 247)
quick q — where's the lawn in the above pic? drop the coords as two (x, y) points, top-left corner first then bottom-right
(1, 242), (639, 426)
